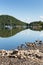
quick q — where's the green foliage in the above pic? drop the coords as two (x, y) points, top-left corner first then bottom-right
(29, 21), (43, 26)
(29, 21), (43, 31)
(0, 15), (27, 26)
(0, 15), (28, 37)
(0, 28), (25, 37)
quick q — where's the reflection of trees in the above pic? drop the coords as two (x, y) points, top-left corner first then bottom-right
(0, 27), (26, 37)
(29, 26), (43, 31)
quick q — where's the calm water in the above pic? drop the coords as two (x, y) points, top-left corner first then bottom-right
(0, 29), (43, 50)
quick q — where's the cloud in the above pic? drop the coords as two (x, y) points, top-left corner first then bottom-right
(40, 16), (43, 19)
(21, 18), (31, 23)
(24, 18), (33, 23)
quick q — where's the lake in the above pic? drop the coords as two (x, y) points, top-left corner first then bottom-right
(0, 28), (43, 50)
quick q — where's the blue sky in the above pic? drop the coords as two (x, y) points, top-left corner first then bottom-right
(0, 0), (43, 23)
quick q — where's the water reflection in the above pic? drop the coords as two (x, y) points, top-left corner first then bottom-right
(0, 29), (43, 50)
(0, 25), (43, 37)
(0, 26), (43, 50)
(29, 26), (43, 31)
(0, 26), (26, 37)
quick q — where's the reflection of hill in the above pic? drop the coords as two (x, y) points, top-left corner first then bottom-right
(0, 15), (29, 37)
(29, 21), (43, 31)
(29, 27), (43, 31)
(0, 27), (26, 37)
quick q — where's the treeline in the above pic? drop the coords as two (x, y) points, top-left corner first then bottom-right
(0, 15), (29, 29)
(28, 21), (43, 31)
(29, 21), (43, 26)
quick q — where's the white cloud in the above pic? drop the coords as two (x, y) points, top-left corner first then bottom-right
(20, 18), (31, 23)
(24, 18), (31, 23)
(40, 16), (43, 19)
(24, 18), (34, 23)
(39, 16), (43, 21)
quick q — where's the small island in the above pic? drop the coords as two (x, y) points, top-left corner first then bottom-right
(29, 21), (43, 31)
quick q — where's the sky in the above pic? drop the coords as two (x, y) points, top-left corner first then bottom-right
(0, 0), (43, 23)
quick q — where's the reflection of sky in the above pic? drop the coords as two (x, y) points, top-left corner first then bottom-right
(0, 29), (43, 50)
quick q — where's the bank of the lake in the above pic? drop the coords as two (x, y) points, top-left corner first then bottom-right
(0, 41), (43, 65)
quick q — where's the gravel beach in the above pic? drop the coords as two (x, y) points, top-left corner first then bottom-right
(0, 41), (43, 65)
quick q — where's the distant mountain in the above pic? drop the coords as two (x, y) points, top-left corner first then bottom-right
(29, 21), (43, 26)
(0, 15), (28, 27)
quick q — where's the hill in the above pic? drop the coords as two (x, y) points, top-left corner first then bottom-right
(29, 21), (43, 31)
(0, 15), (28, 37)
(29, 21), (43, 26)
(0, 15), (28, 29)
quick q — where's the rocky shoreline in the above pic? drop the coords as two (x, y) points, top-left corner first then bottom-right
(0, 40), (43, 65)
